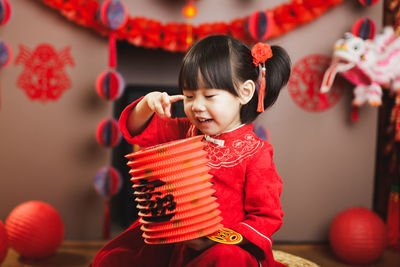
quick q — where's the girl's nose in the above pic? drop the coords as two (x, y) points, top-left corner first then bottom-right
(192, 97), (206, 111)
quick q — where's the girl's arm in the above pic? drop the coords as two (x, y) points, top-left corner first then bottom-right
(126, 92), (184, 136)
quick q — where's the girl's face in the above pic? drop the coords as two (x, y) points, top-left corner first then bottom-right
(183, 88), (242, 136)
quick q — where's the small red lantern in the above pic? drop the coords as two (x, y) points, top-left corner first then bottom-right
(329, 207), (387, 265)
(5, 201), (65, 259)
(183, 3), (197, 19)
(96, 118), (121, 148)
(0, 220), (8, 264)
(352, 17), (376, 40)
(359, 0), (379, 6)
(0, 0), (12, 26)
(95, 70), (125, 100)
(246, 11), (275, 42)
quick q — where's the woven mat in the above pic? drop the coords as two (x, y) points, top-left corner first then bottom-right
(273, 250), (320, 267)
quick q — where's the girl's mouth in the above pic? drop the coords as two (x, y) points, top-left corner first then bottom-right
(197, 118), (213, 123)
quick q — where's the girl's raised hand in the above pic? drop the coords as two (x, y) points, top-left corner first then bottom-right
(145, 92), (184, 118)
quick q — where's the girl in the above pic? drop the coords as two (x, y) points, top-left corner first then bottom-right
(92, 35), (291, 267)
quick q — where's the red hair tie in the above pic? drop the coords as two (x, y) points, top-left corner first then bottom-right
(251, 42), (272, 112)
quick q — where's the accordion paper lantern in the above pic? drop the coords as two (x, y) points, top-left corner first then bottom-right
(126, 135), (223, 244)
(5, 201), (64, 259)
(329, 207), (387, 265)
(0, 220), (8, 264)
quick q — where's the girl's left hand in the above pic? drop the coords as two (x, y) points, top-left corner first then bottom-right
(184, 237), (216, 251)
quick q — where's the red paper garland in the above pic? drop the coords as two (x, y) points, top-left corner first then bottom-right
(39, 0), (345, 52)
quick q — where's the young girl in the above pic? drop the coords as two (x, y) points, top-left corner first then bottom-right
(92, 35), (291, 267)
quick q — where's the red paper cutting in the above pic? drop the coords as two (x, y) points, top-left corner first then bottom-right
(14, 44), (74, 102)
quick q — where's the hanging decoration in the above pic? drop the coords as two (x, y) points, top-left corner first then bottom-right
(93, 0), (128, 240)
(14, 44), (75, 102)
(288, 54), (344, 112)
(93, 166), (123, 240)
(320, 25), (400, 121)
(358, 0), (380, 6)
(0, 0), (12, 111)
(352, 17), (376, 40)
(246, 11), (275, 42)
(182, 0), (198, 47)
(40, 0), (345, 52)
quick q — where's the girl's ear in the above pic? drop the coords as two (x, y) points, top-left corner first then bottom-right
(238, 80), (255, 105)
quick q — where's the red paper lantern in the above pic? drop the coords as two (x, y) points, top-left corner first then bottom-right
(246, 11), (275, 42)
(96, 118), (121, 148)
(329, 207), (387, 265)
(0, 40), (12, 69)
(93, 166), (122, 197)
(5, 201), (65, 259)
(0, 220), (8, 264)
(99, 0), (128, 30)
(359, 0), (379, 6)
(0, 0), (12, 26)
(352, 17), (376, 40)
(95, 70), (125, 100)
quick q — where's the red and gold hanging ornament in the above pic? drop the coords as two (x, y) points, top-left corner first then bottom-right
(93, 166), (122, 239)
(359, 0), (380, 6)
(352, 17), (376, 40)
(183, 0), (198, 46)
(96, 118), (121, 148)
(14, 44), (75, 102)
(96, 70), (125, 100)
(246, 11), (276, 42)
(251, 42), (273, 112)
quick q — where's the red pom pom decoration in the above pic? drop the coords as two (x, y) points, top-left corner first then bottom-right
(329, 207), (387, 265)
(95, 70), (125, 100)
(359, 0), (379, 6)
(0, 40), (12, 69)
(5, 201), (65, 259)
(0, 0), (12, 26)
(0, 220), (8, 264)
(96, 118), (121, 148)
(99, 0), (128, 30)
(94, 166), (122, 197)
(246, 11), (275, 42)
(352, 17), (376, 40)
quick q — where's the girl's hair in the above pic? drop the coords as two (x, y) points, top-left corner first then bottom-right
(179, 35), (291, 123)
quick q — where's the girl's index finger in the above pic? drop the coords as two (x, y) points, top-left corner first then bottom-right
(169, 94), (185, 103)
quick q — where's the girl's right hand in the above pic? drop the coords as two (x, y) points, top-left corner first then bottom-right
(145, 92), (184, 118)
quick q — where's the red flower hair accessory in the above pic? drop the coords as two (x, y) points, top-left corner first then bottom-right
(251, 42), (272, 112)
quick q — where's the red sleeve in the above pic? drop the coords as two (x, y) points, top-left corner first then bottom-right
(230, 143), (284, 257)
(118, 96), (192, 147)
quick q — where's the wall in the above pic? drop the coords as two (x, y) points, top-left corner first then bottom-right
(0, 0), (383, 242)
(0, 0), (109, 240)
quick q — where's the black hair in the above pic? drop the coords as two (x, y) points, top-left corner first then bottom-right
(179, 35), (291, 123)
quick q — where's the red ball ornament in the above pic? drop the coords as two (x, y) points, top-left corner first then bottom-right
(96, 118), (121, 148)
(5, 201), (64, 259)
(0, 40), (12, 69)
(359, 0), (379, 6)
(95, 70), (125, 100)
(0, 220), (8, 264)
(246, 11), (275, 42)
(0, 0), (12, 26)
(329, 207), (387, 265)
(99, 0), (128, 30)
(93, 166), (122, 197)
(352, 17), (376, 40)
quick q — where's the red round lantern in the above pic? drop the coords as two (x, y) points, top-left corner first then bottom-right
(0, 40), (12, 69)
(352, 17), (376, 40)
(5, 201), (65, 259)
(95, 70), (125, 100)
(0, 220), (8, 264)
(246, 11), (275, 42)
(93, 166), (122, 197)
(329, 207), (387, 265)
(0, 0), (12, 26)
(99, 0), (128, 30)
(96, 118), (121, 148)
(359, 0), (379, 6)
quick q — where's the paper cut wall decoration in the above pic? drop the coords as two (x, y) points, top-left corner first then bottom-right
(320, 26), (400, 120)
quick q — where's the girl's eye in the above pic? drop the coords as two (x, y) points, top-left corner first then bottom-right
(205, 95), (215, 99)
(185, 95), (193, 99)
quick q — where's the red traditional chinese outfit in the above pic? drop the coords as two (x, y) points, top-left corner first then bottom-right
(91, 98), (285, 267)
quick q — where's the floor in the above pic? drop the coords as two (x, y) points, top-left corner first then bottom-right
(1, 241), (399, 267)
